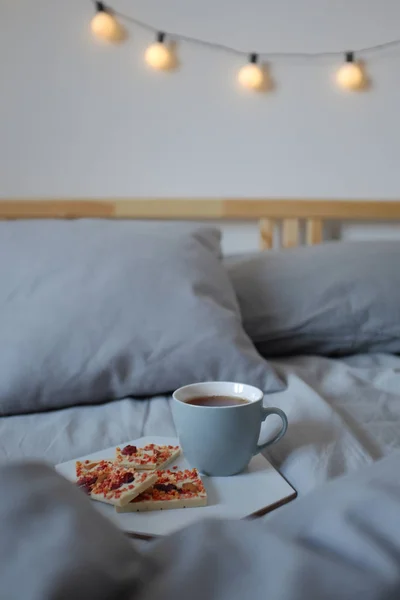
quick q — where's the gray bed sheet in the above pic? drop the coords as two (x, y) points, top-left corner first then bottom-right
(2, 354), (400, 495)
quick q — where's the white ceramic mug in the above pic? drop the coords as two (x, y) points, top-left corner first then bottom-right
(172, 381), (288, 476)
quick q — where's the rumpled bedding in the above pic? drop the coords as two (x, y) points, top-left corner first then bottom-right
(2, 452), (400, 600)
(2, 354), (400, 495)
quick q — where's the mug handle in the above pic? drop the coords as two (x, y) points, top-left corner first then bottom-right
(254, 407), (288, 455)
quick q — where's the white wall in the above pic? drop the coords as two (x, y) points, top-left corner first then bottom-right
(1, 0), (400, 252)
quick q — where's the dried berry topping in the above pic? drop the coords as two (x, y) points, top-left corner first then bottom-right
(121, 445), (137, 456)
(77, 475), (97, 494)
(110, 472), (135, 490)
(154, 483), (178, 493)
(121, 472), (135, 484)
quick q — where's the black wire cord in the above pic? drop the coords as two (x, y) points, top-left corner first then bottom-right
(92, 0), (400, 60)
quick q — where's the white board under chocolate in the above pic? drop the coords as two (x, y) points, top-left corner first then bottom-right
(56, 436), (296, 538)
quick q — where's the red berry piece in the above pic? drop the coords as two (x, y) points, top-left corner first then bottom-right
(154, 483), (178, 493)
(110, 472), (135, 490)
(121, 445), (137, 456)
(77, 475), (97, 494)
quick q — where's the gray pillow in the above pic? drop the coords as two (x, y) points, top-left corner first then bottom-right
(227, 241), (400, 357)
(0, 219), (282, 415)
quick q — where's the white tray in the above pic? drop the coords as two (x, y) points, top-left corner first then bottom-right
(56, 436), (296, 538)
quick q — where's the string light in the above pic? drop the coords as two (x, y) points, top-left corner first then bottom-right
(336, 52), (365, 91)
(145, 33), (174, 70)
(89, 0), (400, 91)
(238, 54), (265, 90)
(90, 2), (122, 42)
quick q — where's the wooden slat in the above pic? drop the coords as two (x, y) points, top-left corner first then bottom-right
(306, 218), (323, 245)
(0, 199), (225, 220)
(259, 218), (274, 249)
(113, 199), (224, 219)
(223, 199), (400, 220)
(282, 219), (299, 248)
(0, 200), (114, 219)
(1, 199), (400, 221)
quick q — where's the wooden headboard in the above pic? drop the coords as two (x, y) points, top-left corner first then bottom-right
(1, 198), (400, 249)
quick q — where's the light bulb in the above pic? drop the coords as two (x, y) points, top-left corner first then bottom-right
(336, 52), (364, 91)
(145, 33), (173, 70)
(91, 2), (121, 42)
(238, 54), (264, 90)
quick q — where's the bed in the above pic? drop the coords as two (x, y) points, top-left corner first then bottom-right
(1, 198), (400, 497)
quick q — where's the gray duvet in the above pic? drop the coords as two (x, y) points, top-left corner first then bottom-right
(2, 354), (400, 495)
(2, 452), (400, 600)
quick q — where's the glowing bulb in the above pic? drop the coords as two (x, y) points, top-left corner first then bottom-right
(91, 2), (121, 42)
(238, 54), (264, 90)
(145, 33), (173, 70)
(336, 52), (364, 91)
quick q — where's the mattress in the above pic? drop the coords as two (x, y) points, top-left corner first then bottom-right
(2, 353), (400, 496)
